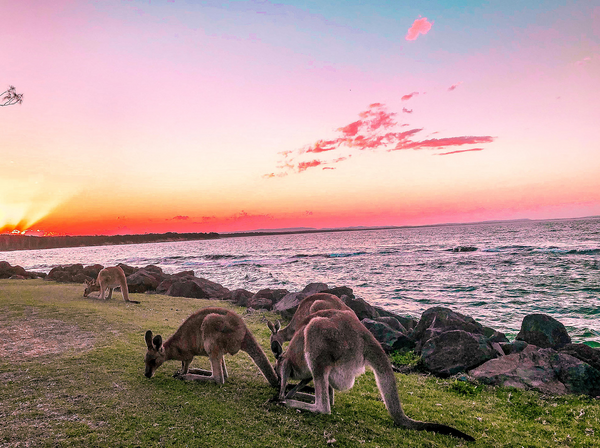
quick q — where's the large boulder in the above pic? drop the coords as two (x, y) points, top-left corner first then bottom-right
(559, 343), (600, 372)
(342, 295), (379, 320)
(412, 307), (485, 351)
(361, 318), (415, 352)
(322, 286), (354, 299)
(516, 313), (571, 349)
(227, 289), (254, 306)
(421, 330), (499, 377)
(127, 270), (160, 293)
(166, 277), (230, 299)
(470, 345), (600, 396)
(46, 264), (87, 282)
(82, 264), (104, 280)
(274, 283), (329, 318)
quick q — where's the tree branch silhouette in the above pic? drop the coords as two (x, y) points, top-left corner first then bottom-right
(1, 85), (24, 106)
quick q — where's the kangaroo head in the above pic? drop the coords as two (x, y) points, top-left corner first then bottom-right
(83, 279), (99, 297)
(267, 320), (283, 358)
(144, 330), (166, 378)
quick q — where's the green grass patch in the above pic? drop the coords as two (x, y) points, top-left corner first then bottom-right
(1, 279), (599, 447)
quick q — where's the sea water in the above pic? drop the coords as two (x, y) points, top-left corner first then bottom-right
(2, 217), (599, 344)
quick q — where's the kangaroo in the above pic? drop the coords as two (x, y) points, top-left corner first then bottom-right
(144, 306), (279, 387)
(83, 266), (140, 304)
(272, 309), (475, 441)
(267, 293), (351, 357)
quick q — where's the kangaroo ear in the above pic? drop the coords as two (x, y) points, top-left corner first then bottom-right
(145, 330), (153, 349)
(271, 341), (283, 360)
(153, 335), (163, 350)
(275, 320), (281, 332)
(267, 320), (276, 334)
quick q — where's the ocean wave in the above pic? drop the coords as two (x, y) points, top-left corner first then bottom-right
(328, 251), (367, 258)
(566, 248), (600, 255)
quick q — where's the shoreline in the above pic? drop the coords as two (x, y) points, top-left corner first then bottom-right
(2, 215), (599, 253)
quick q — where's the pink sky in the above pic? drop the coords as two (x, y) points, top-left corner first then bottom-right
(1, 0), (599, 235)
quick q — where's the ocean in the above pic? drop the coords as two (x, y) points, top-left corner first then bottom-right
(2, 217), (599, 345)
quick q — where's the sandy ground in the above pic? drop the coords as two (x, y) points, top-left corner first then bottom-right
(0, 307), (95, 362)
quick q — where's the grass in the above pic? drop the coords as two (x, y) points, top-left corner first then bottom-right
(0, 279), (599, 447)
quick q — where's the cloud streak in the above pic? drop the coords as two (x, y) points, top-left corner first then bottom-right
(267, 102), (495, 176)
(406, 17), (433, 41)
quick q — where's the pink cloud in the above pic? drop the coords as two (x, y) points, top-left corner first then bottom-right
(436, 148), (485, 156)
(402, 107), (413, 114)
(406, 17), (433, 41)
(298, 160), (323, 172)
(306, 139), (340, 153)
(170, 215), (189, 221)
(394, 136), (494, 151)
(269, 102), (495, 177)
(448, 82), (462, 91)
(401, 91), (419, 101)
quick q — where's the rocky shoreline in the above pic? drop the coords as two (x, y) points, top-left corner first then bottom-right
(2, 260), (599, 398)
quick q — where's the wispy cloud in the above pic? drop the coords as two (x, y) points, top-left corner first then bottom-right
(402, 107), (413, 114)
(575, 56), (592, 66)
(401, 91), (419, 101)
(406, 17), (433, 41)
(435, 148), (485, 156)
(266, 102), (495, 176)
(448, 82), (462, 91)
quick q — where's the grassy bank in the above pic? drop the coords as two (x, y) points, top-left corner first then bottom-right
(1, 280), (598, 447)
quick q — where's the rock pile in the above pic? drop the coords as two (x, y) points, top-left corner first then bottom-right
(0, 261), (45, 279)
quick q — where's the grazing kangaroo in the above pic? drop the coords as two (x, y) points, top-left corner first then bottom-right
(267, 293), (351, 357)
(144, 307), (279, 387)
(83, 266), (140, 304)
(272, 309), (475, 441)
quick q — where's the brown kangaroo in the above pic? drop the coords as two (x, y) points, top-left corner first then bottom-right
(267, 293), (351, 357)
(83, 266), (140, 304)
(144, 306), (279, 387)
(272, 309), (475, 442)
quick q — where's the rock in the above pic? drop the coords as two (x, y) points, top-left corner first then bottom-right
(0, 261), (40, 279)
(373, 307), (418, 332)
(227, 289), (254, 306)
(247, 295), (273, 310)
(516, 313), (571, 349)
(127, 270), (160, 293)
(274, 283), (330, 318)
(117, 263), (137, 276)
(341, 296), (379, 320)
(559, 343), (600, 372)
(374, 316), (406, 333)
(323, 286), (355, 299)
(500, 340), (529, 355)
(251, 288), (289, 307)
(82, 264), (104, 280)
(482, 326), (509, 343)
(362, 319), (415, 352)
(451, 246), (478, 252)
(9, 275), (26, 280)
(412, 307), (485, 351)
(166, 277), (230, 299)
(421, 330), (498, 377)
(470, 345), (600, 396)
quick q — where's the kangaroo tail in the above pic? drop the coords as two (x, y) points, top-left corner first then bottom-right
(364, 335), (475, 442)
(241, 330), (279, 388)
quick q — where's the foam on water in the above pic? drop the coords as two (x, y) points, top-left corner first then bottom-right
(1, 217), (599, 343)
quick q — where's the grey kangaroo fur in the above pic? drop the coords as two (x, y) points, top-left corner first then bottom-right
(144, 306), (278, 387)
(267, 293), (351, 357)
(272, 309), (475, 442)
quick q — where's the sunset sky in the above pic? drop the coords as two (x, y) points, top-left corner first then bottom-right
(2, 0), (599, 235)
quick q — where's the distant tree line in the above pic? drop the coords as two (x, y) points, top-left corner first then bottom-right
(0, 232), (220, 252)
